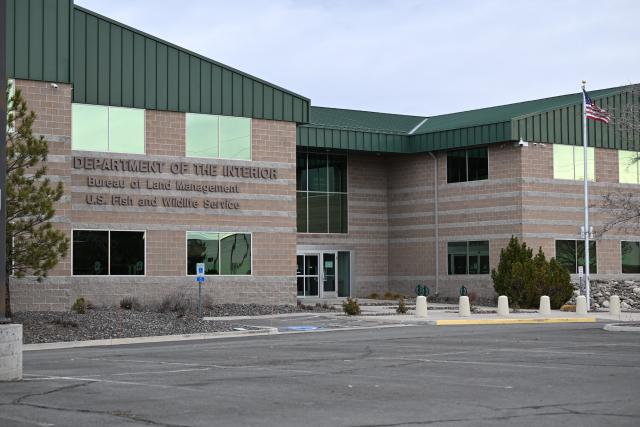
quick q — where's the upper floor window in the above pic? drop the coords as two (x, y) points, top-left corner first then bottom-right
(297, 151), (348, 233)
(447, 147), (488, 183)
(619, 150), (639, 184)
(72, 104), (145, 154)
(552, 145), (595, 181)
(186, 113), (251, 160)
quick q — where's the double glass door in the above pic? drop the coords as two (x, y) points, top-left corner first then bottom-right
(297, 251), (349, 297)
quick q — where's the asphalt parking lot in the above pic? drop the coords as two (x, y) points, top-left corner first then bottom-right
(1, 322), (639, 427)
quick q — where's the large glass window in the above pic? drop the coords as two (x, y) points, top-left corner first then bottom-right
(73, 230), (145, 276)
(448, 241), (489, 275)
(72, 104), (144, 154)
(186, 113), (251, 160)
(297, 151), (348, 233)
(621, 241), (640, 273)
(555, 240), (597, 274)
(186, 232), (251, 275)
(552, 145), (595, 181)
(447, 147), (488, 183)
(619, 150), (639, 184)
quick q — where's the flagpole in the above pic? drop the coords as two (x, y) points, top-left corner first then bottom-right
(582, 80), (590, 311)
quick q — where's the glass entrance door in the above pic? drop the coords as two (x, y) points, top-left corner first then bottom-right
(297, 254), (319, 297)
(322, 252), (337, 296)
(297, 251), (350, 298)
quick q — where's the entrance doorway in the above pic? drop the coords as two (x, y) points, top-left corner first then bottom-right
(296, 251), (350, 298)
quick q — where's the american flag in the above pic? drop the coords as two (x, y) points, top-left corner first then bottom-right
(583, 89), (610, 124)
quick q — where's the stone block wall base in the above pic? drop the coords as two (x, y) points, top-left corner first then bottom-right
(0, 324), (23, 381)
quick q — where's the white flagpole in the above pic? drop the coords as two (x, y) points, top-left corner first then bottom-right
(582, 80), (590, 311)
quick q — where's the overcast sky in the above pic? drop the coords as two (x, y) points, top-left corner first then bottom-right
(76, 0), (639, 117)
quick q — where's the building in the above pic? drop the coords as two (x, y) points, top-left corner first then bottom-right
(5, 0), (640, 311)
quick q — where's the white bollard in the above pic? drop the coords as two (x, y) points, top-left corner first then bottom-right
(539, 295), (551, 316)
(497, 295), (509, 316)
(576, 295), (587, 315)
(0, 324), (22, 382)
(415, 295), (428, 318)
(458, 296), (471, 317)
(609, 295), (621, 316)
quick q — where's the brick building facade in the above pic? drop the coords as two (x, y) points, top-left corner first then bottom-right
(5, 1), (640, 310)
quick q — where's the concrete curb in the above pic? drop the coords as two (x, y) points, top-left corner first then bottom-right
(23, 327), (279, 351)
(435, 317), (598, 326)
(203, 312), (336, 321)
(603, 323), (640, 332)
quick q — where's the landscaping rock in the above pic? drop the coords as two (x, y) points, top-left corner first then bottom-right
(570, 279), (640, 311)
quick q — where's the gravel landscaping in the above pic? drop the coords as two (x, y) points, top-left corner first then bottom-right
(13, 303), (336, 344)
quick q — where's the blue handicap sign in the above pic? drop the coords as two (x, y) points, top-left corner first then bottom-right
(196, 276), (205, 283)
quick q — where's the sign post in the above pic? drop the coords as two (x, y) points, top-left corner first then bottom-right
(196, 263), (205, 318)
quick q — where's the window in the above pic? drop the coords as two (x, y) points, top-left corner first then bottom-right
(619, 150), (639, 184)
(555, 240), (597, 274)
(297, 151), (348, 233)
(186, 232), (251, 275)
(73, 230), (145, 275)
(448, 241), (489, 275)
(72, 104), (145, 154)
(552, 145), (595, 181)
(186, 113), (251, 160)
(446, 147), (488, 183)
(621, 241), (640, 273)
(7, 79), (15, 133)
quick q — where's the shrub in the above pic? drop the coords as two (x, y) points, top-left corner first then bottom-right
(120, 296), (143, 311)
(491, 236), (573, 309)
(157, 292), (194, 317)
(71, 297), (88, 314)
(342, 297), (361, 316)
(383, 291), (394, 300)
(396, 297), (408, 314)
(52, 317), (78, 328)
(368, 293), (380, 300)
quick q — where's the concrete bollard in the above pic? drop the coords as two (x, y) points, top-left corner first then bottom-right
(609, 295), (621, 316)
(539, 295), (551, 316)
(458, 296), (471, 317)
(576, 295), (587, 315)
(415, 295), (428, 318)
(497, 295), (509, 316)
(0, 324), (22, 382)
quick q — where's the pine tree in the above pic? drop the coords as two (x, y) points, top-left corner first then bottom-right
(5, 86), (69, 316)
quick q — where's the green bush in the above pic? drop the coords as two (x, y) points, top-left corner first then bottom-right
(71, 297), (87, 314)
(491, 236), (573, 309)
(342, 297), (361, 316)
(396, 297), (408, 314)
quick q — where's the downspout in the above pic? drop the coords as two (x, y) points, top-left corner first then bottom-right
(427, 152), (439, 296)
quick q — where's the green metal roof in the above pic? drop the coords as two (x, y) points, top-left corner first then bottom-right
(412, 86), (626, 134)
(298, 86), (639, 153)
(5, 0), (310, 123)
(309, 106), (426, 134)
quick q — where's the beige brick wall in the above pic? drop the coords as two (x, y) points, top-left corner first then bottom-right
(10, 79), (297, 311)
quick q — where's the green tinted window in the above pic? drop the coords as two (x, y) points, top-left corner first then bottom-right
(186, 113), (218, 158)
(109, 107), (145, 154)
(219, 116), (251, 160)
(307, 192), (328, 233)
(296, 192), (308, 233)
(220, 233), (251, 275)
(621, 241), (640, 273)
(619, 151), (639, 184)
(553, 145), (575, 179)
(328, 193), (348, 233)
(72, 104), (108, 152)
(307, 153), (328, 192)
(574, 147), (595, 181)
(186, 232), (219, 275)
